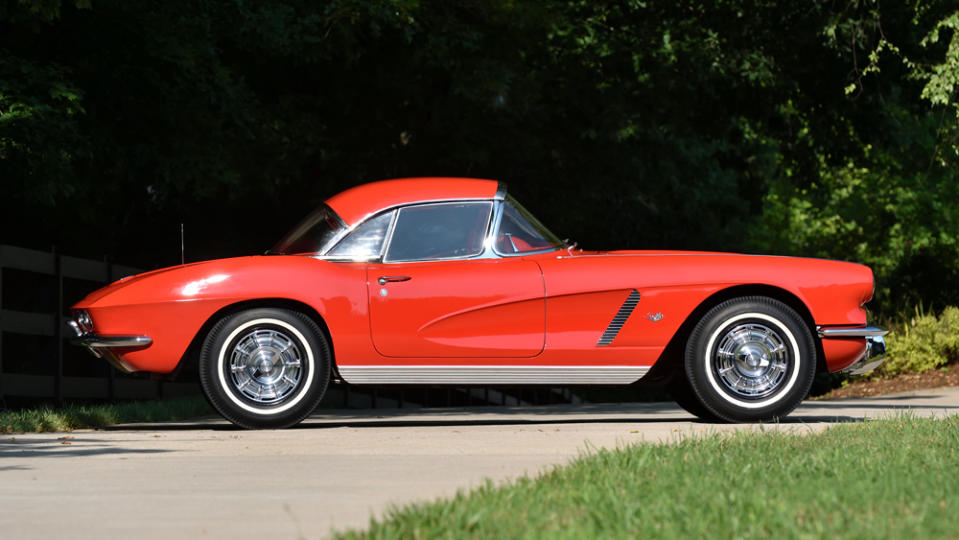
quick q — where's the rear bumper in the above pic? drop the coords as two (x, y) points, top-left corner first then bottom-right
(818, 326), (888, 376)
(67, 320), (152, 373)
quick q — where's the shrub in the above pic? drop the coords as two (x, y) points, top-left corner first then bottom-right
(876, 306), (959, 378)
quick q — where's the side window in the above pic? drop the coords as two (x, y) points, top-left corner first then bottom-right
(385, 202), (493, 262)
(327, 210), (395, 260)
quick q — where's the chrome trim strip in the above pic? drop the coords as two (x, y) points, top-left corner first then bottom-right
(494, 181), (508, 201)
(74, 335), (153, 348)
(338, 365), (650, 385)
(818, 326), (889, 339)
(597, 290), (641, 346)
(69, 319), (153, 357)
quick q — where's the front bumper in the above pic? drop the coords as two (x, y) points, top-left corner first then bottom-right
(67, 320), (152, 373)
(818, 326), (888, 376)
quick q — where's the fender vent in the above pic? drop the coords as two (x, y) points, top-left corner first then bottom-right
(597, 289), (641, 346)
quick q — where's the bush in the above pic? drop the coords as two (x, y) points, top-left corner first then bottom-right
(876, 306), (959, 378)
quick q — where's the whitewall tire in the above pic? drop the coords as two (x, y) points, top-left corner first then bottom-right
(199, 308), (330, 429)
(683, 296), (816, 422)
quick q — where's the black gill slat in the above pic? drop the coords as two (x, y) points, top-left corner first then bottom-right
(596, 289), (641, 346)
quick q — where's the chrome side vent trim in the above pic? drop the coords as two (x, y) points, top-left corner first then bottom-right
(597, 289), (641, 346)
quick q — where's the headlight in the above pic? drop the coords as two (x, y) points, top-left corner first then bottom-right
(75, 309), (93, 332)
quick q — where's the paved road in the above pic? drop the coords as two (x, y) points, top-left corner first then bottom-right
(2, 387), (959, 539)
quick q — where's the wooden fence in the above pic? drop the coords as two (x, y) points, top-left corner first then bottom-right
(0, 244), (198, 403)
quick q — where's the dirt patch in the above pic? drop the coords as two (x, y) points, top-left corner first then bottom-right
(818, 365), (959, 399)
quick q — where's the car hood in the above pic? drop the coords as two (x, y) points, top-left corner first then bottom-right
(77, 259), (225, 305)
(74, 256), (333, 307)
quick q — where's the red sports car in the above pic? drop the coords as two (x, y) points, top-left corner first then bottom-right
(70, 177), (887, 428)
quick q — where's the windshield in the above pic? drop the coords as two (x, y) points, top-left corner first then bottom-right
(271, 204), (347, 255)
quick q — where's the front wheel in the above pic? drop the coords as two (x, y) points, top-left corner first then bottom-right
(199, 308), (331, 429)
(684, 296), (816, 422)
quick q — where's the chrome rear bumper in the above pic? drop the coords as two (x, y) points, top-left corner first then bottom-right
(818, 325), (889, 376)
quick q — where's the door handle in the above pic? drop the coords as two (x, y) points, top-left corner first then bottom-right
(378, 276), (411, 285)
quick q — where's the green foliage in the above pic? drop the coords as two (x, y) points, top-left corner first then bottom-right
(0, 51), (87, 205)
(336, 415), (959, 539)
(916, 11), (959, 111)
(1, 0), (958, 315)
(0, 396), (212, 433)
(878, 306), (959, 378)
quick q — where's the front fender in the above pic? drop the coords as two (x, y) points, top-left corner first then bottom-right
(72, 256), (368, 373)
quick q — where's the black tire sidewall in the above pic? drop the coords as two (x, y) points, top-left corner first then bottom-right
(199, 308), (330, 429)
(668, 375), (720, 422)
(685, 297), (816, 422)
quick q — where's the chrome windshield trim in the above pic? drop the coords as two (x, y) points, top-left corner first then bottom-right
(818, 326), (889, 339)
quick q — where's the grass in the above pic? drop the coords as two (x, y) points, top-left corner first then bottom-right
(0, 396), (213, 433)
(337, 415), (959, 539)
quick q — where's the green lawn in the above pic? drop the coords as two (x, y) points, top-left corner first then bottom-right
(0, 396), (213, 433)
(337, 416), (959, 539)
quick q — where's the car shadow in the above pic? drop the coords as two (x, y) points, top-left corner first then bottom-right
(290, 415), (864, 429)
(0, 437), (174, 459)
(799, 402), (958, 410)
(97, 402), (871, 431)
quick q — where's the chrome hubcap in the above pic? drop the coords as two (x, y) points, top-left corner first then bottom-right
(229, 328), (303, 404)
(714, 322), (789, 399)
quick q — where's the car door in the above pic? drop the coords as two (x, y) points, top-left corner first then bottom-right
(366, 201), (546, 358)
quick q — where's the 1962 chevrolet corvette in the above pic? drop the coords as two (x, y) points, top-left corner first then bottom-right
(69, 177), (887, 428)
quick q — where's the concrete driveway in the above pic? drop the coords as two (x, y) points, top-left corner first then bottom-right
(2, 387), (958, 539)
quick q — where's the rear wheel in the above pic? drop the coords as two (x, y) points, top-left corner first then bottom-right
(199, 308), (330, 429)
(683, 296), (816, 422)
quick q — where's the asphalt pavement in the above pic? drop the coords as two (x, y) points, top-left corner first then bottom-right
(2, 387), (959, 539)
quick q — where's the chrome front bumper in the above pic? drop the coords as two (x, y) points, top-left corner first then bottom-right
(818, 325), (889, 376)
(67, 320), (152, 373)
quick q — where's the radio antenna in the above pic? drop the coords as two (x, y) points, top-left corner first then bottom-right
(180, 222), (185, 265)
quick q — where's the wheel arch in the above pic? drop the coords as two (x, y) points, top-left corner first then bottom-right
(176, 298), (338, 380)
(639, 284), (824, 386)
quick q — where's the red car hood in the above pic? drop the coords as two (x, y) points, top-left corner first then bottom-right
(78, 260), (218, 305)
